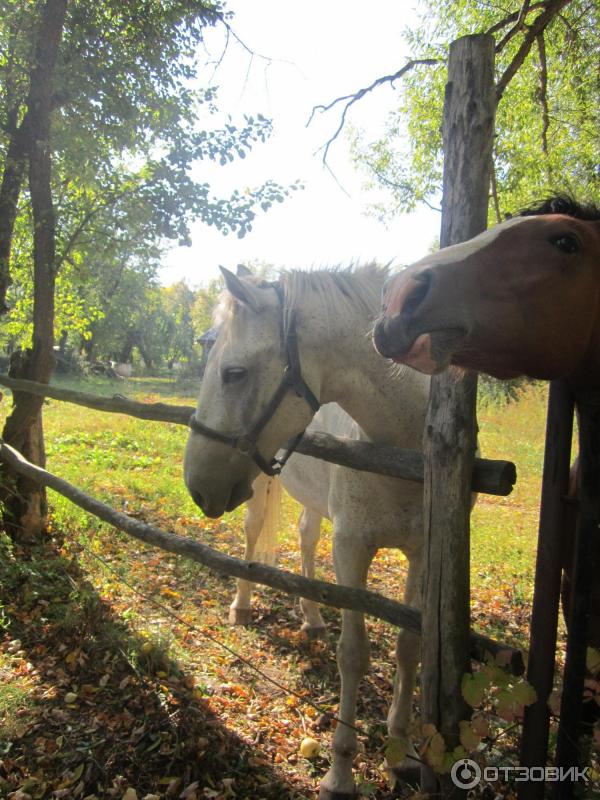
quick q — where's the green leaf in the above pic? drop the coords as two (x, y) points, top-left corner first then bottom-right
(511, 680), (537, 707)
(384, 736), (407, 767)
(587, 648), (600, 675)
(461, 673), (485, 707)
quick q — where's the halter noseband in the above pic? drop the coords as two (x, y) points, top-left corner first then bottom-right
(188, 285), (320, 477)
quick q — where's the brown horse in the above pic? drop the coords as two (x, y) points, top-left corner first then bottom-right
(373, 197), (600, 734)
(373, 197), (600, 392)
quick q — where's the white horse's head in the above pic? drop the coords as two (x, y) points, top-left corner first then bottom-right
(184, 267), (321, 517)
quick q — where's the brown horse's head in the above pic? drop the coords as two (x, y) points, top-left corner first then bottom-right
(373, 198), (600, 388)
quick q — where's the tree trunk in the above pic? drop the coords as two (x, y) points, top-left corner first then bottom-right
(1, 0), (68, 542)
(120, 329), (153, 371)
(0, 125), (28, 313)
(81, 334), (95, 361)
(119, 329), (136, 363)
(58, 330), (68, 356)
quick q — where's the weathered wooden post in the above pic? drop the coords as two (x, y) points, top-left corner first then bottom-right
(420, 34), (495, 797)
(519, 381), (574, 800)
(553, 392), (600, 798)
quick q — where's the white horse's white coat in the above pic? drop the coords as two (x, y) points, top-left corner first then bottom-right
(184, 265), (430, 798)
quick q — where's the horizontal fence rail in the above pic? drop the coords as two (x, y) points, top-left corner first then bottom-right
(0, 439), (524, 675)
(0, 375), (517, 496)
(0, 374), (193, 424)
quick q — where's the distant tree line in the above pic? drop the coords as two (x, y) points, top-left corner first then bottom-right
(1, 270), (222, 376)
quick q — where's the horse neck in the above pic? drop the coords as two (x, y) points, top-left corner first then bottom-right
(298, 303), (429, 447)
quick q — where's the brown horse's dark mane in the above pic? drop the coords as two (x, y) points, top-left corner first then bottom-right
(515, 195), (600, 221)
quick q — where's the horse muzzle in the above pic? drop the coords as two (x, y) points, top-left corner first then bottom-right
(373, 313), (415, 360)
(374, 270), (434, 358)
(188, 479), (253, 518)
(374, 317), (443, 374)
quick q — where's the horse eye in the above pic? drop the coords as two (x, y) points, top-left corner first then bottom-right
(222, 367), (247, 384)
(550, 233), (580, 255)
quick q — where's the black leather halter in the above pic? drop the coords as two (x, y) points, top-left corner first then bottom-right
(188, 285), (320, 477)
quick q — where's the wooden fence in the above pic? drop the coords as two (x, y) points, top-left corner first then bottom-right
(0, 373), (522, 676)
(0, 373), (516, 496)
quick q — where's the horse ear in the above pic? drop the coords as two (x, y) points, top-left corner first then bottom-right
(219, 266), (262, 313)
(236, 264), (253, 277)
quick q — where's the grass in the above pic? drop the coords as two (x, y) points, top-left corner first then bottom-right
(41, 375), (550, 611)
(0, 375), (595, 799)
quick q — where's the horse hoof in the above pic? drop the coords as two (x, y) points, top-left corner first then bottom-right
(300, 623), (327, 641)
(228, 607), (253, 626)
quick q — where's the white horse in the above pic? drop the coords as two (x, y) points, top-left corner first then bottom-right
(184, 265), (430, 799)
(232, 403), (354, 637)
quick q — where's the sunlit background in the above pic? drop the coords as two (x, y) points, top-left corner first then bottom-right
(160, 0), (440, 286)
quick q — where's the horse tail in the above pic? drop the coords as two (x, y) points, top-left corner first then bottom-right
(255, 477), (281, 565)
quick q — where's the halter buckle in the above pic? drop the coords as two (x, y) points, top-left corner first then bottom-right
(235, 436), (254, 456)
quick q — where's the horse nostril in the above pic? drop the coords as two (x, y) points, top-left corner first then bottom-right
(403, 271), (432, 322)
(190, 489), (206, 511)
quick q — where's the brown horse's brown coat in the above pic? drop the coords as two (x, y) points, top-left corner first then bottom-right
(374, 203), (600, 390)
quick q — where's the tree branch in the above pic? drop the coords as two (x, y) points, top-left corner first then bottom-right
(55, 187), (130, 273)
(537, 34), (550, 159)
(496, 0), (572, 100)
(495, 0), (535, 52)
(486, 1), (546, 35)
(307, 59), (441, 165)
(362, 155), (442, 212)
(490, 157), (502, 224)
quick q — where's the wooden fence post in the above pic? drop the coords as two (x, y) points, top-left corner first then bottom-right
(519, 381), (574, 799)
(420, 34), (495, 797)
(554, 391), (600, 798)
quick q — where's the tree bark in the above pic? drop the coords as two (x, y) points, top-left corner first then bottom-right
(1, 0), (68, 541)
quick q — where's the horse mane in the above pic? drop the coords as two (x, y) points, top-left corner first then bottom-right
(214, 263), (388, 334)
(517, 195), (600, 221)
(280, 263), (387, 333)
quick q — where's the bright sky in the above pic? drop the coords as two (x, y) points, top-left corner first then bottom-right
(159, 0), (440, 288)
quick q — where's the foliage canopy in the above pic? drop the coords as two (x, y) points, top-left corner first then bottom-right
(0, 0), (298, 358)
(352, 0), (600, 221)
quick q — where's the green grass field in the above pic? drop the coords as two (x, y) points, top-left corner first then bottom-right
(0, 376), (595, 799)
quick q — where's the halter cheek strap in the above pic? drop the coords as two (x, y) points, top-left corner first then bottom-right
(188, 297), (320, 477)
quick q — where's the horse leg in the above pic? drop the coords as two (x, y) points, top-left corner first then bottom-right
(229, 475), (270, 625)
(298, 508), (327, 638)
(386, 552), (423, 788)
(320, 531), (374, 800)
